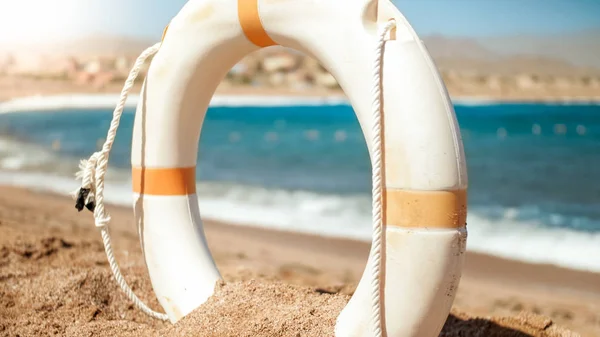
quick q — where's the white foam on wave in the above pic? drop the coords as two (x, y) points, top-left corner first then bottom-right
(453, 96), (600, 107)
(465, 213), (600, 272)
(0, 93), (351, 114)
(5, 93), (595, 114)
(0, 94), (139, 114)
(1, 169), (599, 274)
(0, 136), (130, 182)
(0, 137), (61, 171)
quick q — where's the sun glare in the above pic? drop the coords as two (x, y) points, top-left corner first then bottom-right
(0, 0), (87, 44)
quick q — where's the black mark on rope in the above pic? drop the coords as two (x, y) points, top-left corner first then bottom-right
(75, 188), (95, 213)
(75, 188), (89, 212)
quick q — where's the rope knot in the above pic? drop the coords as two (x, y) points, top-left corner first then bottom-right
(95, 215), (111, 228)
(72, 152), (102, 212)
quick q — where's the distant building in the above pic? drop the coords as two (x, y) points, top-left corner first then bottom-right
(0, 53), (15, 75)
(84, 59), (102, 75)
(115, 56), (131, 74)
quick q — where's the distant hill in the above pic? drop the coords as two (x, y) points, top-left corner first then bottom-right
(50, 35), (157, 58)
(477, 29), (600, 69)
(1, 30), (598, 76)
(0, 34), (156, 59)
(421, 30), (600, 76)
(421, 35), (498, 61)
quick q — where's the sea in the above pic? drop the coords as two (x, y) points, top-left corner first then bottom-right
(0, 95), (599, 273)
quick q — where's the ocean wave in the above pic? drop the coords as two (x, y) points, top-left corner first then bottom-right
(1, 169), (599, 273)
(1, 102), (599, 274)
(0, 135), (129, 182)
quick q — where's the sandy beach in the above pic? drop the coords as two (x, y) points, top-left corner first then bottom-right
(1, 2), (599, 336)
(0, 89), (599, 337)
(0, 185), (598, 336)
(0, 76), (344, 103)
(1, 75), (599, 105)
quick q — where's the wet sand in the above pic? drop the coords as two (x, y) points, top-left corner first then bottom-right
(1, 185), (598, 336)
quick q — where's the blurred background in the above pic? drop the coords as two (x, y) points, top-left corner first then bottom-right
(0, 0), (599, 273)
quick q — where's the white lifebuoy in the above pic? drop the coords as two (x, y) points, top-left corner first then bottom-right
(125, 0), (468, 336)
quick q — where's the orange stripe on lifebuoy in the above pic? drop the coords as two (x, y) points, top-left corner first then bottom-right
(132, 167), (196, 195)
(238, 0), (277, 47)
(385, 189), (467, 228)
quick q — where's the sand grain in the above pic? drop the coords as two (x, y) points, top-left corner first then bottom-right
(166, 280), (349, 337)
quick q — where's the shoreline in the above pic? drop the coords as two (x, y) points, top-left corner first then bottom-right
(14, 183), (600, 291)
(1, 93), (600, 275)
(1, 169), (600, 275)
(0, 184), (598, 336)
(1, 89), (600, 114)
(167, 210), (600, 299)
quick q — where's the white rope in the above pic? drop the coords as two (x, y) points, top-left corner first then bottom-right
(370, 20), (396, 337)
(73, 42), (168, 321)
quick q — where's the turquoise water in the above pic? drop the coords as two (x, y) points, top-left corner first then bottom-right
(0, 101), (599, 271)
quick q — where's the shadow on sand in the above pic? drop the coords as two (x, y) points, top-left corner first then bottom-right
(440, 314), (536, 337)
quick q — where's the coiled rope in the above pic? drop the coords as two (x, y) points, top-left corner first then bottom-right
(73, 20), (397, 336)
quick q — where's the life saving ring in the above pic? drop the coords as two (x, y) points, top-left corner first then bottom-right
(75, 0), (468, 336)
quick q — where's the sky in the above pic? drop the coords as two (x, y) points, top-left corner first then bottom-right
(0, 0), (599, 43)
